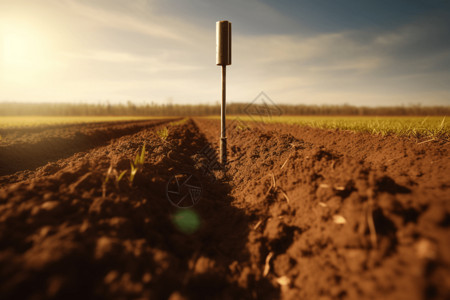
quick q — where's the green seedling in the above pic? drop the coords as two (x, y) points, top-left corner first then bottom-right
(116, 170), (127, 184)
(236, 123), (250, 131)
(130, 164), (138, 184)
(157, 127), (169, 141)
(102, 166), (112, 198)
(129, 143), (146, 184)
(102, 165), (128, 197)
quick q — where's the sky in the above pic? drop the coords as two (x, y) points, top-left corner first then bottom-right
(0, 0), (449, 106)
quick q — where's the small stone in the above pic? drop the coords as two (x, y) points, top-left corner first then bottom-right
(142, 272), (152, 283)
(276, 276), (291, 286)
(168, 291), (188, 300)
(194, 256), (215, 274)
(41, 201), (59, 211)
(104, 270), (119, 284)
(416, 239), (437, 260)
(43, 193), (53, 201)
(79, 220), (90, 233)
(40, 226), (52, 237)
(333, 215), (347, 224)
(95, 236), (117, 259)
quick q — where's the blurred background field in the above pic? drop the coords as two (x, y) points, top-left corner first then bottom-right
(0, 116), (166, 129)
(217, 115), (449, 140)
(1, 102), (449, 117)
(1, 102), (448, 140)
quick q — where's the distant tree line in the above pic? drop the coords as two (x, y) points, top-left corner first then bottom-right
(0, 102), (449, 116)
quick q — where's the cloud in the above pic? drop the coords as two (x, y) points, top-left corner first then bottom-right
(226, 14), (450, 105)
(63, 0), (182, 42)
(62, 0), (213, 46)
(0, 0), (448, 106)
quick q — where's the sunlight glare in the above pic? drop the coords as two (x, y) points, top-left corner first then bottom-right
(1, 20), (55, 83)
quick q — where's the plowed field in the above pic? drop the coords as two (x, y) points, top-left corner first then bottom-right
(0, 118), (449, 300)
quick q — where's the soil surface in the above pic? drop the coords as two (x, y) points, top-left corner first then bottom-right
(0, 119), (176, 184)
(0, 118), (449, 300)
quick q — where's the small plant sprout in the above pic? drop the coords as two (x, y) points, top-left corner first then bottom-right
(157, 127), (169, 141)
(129, 143), (146, 184)
(102, 165), (113, 198)
(116, 170), (127, 186)
(130, 164), (138, 184)
(236, 123), (249, 131)
(102, 164), (128, 197)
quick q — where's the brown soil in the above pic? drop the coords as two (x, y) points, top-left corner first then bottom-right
(0, 119), (177, 184)
(0, 118), (448, 300)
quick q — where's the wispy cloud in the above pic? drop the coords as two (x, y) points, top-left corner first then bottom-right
(228, 14), (450, 105)
(63, 0), (183, 42)
(1, 0), (448, 105)
(63, 0), (211, 45)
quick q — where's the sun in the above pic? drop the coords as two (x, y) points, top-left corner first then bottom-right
(0, 19), (55, 84)
(1, 23), (45, 66)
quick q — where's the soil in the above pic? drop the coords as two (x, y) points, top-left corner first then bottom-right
(0, 118), (448, 300)
(0, 119), (176, 184)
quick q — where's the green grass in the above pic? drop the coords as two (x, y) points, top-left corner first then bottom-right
(2, 115), (448, 140)
(0, 116), (170, 129)
(208, 115), (449, 140)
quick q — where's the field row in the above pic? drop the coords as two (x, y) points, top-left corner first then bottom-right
(1, 115), (448, 141)
(208, 115), (449, 140)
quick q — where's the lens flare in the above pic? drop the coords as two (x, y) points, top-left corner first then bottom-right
(172, 209), (200, 234)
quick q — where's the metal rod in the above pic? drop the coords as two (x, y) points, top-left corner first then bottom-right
(220, 65), (227, 164)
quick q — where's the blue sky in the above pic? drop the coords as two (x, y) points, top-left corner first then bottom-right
(0, 0), (449, 106)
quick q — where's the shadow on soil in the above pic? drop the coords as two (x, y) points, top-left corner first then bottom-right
(131, 120), (278, 299)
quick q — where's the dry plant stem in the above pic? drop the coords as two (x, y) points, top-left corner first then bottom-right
(264, 173), (277, 196)
(417, 138), (435, 145)
(280, 154), (292, 169)
(280, 189), (290, 204)
(271, 173), (276, 188)
(386, 156), (403, 162)
(366, 201), (378, 248)
(263, 252), (274, 277)
(253, 220), (263, 230)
